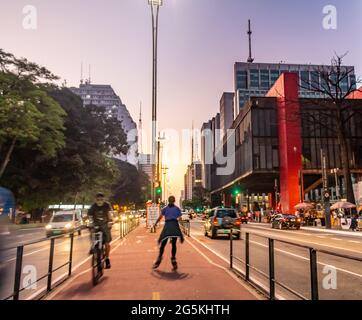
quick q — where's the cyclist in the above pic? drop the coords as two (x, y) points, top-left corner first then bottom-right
(153, 196), (184, 271)
(87, 192), (113, 269)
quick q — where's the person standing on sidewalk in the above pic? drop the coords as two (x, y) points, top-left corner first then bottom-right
(153, 196), (184, 271)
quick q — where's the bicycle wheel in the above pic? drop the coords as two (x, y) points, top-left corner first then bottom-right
(92, 247), (102, 286)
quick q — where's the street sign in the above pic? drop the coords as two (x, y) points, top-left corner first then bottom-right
(147, 204), (160, 228)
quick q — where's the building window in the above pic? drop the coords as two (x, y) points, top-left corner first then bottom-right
(270, 70), (280, 85)
(237, 71), (248, 89)
(260, 70), (270, 89)
(300, 71), (310, 90)
(250, 69), (260, 88)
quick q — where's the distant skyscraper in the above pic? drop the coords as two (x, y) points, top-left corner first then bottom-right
(220, 92), (234, 137)
(70, 83), (138, 166)
(139, 154), (153, 182)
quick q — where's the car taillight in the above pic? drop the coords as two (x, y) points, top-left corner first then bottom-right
(213, 217), (218, 225)
(235, 219), (241, 225)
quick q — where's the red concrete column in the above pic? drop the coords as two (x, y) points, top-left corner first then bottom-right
(223, 192), (232, 208)
(266, 73), (302, 213)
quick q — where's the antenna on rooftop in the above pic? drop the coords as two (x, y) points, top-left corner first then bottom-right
(247, 19), (254, 63)
(88, 64), (92, 84)
(80, 62), (84, 84)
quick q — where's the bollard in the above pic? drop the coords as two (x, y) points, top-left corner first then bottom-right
(268, 238), (275, 300)
(310, 248), (319, 300)
(47, 238), (55, 292)
(68, 233), (74, 276)
(229, 230), (233, 269)
(245, 232), (250, 281)
(13, 246), (24, 300)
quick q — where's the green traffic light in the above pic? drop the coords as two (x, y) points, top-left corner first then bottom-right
(156, 187), (162, 194)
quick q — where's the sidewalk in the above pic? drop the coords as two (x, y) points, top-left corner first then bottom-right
(249, 222), (362, 238)
(47, 225), (259, 300)
(302, 226), (362, 237)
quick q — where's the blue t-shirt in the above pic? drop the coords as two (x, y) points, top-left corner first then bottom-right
(162, 205), (181, 221)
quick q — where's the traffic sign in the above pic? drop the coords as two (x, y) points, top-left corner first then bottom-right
(147, 204), (160, 228)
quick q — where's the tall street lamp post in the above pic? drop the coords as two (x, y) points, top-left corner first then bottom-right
(148, 0), (163, 202)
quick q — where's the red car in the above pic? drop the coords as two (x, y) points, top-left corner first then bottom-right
(239, 213), (248, 224)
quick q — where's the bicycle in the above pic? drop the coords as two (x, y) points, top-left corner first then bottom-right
(90, 225), (105, 286)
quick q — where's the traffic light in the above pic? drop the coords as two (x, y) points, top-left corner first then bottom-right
(155, 186), (162, 195)
(232, 186), (241, 196)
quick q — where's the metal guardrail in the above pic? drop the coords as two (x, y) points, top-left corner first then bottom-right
(228, 231), (362, 300)
(1, 217), (140, 300)
(179, 220), (190, 237)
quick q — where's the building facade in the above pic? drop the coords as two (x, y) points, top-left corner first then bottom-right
(220, 92), (234, 138)
(183, 163), (203, 202)
(210, 73), (362, 212)
(234, 62), (357, 118)
(139, 154), (153, 182)
(70, 83), (138, 166)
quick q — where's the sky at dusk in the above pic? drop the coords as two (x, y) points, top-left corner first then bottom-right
(1, 0), (361, 200)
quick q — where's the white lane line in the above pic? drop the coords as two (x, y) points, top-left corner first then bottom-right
(185, 238), (263, 300)
(331, 238), (343, 241)
(28, 235), (126, 300)
(191, 230), (362, 283)
(3, 233), (90, 264)
(249, 240), (362, 280)
(244, 229), (362, 255)
(348, 240), (361, 244)
(189, 235), (284, 300)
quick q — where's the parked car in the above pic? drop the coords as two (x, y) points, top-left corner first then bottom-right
(45, 210), (83, 237)
(271, 214), (301, 230)
(204, 207), (241, 239)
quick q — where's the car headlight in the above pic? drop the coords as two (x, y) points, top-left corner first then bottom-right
(65, 223), (72, 229)
(45, 224), (52, 230)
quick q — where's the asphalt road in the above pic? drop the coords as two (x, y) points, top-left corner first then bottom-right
(190, 219), (362, 300)
(0, 225), (121, 300)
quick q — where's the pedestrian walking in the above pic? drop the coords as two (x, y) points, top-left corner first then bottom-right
(153, 196), (184, 271)
(350, 214), (358, 232)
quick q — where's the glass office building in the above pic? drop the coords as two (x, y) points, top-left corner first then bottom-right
(234, 62), (357, 118)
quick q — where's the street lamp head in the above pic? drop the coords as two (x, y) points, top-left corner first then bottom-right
(148, 0), (163, 6)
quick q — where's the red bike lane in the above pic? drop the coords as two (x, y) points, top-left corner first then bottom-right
(47, 225), (260, 300)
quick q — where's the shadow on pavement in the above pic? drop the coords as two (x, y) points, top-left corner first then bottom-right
(152, 270), (190, 281)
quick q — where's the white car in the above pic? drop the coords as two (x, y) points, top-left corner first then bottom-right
(181, 212), (190, 221)
(45, 210), (82, 237)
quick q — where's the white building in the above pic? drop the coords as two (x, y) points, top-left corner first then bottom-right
(70, 83), (138, 166)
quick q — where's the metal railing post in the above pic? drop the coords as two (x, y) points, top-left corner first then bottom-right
(47, 238), (55, 292)
(268, 238), (275, 300)
(68, 233), (74, 276)
(309, 248), (319, 300)
(230, 230), (233, 269)
(245, 232), (250, 281)
(13, 245), (24, 300)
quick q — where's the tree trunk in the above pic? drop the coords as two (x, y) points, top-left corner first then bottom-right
(0, 137), (17, 180)
(336, 112), (356, 204)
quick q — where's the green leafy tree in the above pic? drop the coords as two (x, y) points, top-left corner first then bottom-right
(0, 50), (65, 179)
(110, 159), (151, 208)
(2, 87), (128, 210)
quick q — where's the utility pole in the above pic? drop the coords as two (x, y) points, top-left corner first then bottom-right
(148, 0), (163, 203)
(321, 149), (331, 229)
(162, 166), (169, 203)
